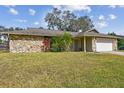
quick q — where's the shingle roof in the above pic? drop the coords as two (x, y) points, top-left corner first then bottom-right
(0, 29), (78, 37)
(0, 29), (119, 38)
(116, 35), (124, 39)
(77, 30), (119, 38)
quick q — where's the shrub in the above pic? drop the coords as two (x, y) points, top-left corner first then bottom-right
(51, 32), (73, 52)
(51, 36), (63, 52)
(118, 38), (124, 49)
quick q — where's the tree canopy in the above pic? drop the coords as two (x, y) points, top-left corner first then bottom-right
(108, 32), (116, 36)
(108, 32), (124, 49)
(45, 8), (94, 32)
(0, 26), (24, 31)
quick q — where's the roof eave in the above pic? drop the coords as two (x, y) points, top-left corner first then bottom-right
(76, 35), (120, 39)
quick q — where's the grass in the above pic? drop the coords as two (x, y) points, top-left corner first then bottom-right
(119, 50), (124, 52)
(0, 52), (124, 88)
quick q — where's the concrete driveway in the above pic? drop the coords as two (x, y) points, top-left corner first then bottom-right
(103, 51), (124, 56)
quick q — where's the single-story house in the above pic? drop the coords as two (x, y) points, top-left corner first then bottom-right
(0, 29), (119, 53)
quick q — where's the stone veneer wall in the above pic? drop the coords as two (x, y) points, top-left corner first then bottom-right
(112, 38), (118, 51)
(9, 35), (44, 53)
(92, 37), (96, 52)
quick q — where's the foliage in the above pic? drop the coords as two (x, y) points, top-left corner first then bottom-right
(51, 32), (73, 52)
(0, 39), (2, 44)
(39, 27), (44, 29)
(51, 36), (63, 52)
(61, 10), (76, 31)
(0, 25), (24, 31)
(70, 16), (94, 32)
(61, 32), (73, 51)
(45, 8), (94, 32)
(45, 8), (62, 30)
(108, 32), (116, 36)
(108, 32), (124, 49)
(118, 38), (124, 49)
(15, 27), (24, 30)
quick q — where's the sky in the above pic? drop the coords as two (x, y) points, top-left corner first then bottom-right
(0, 5), (124, 35)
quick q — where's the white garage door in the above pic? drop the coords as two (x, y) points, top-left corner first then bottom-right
(96, 39), (113, 52)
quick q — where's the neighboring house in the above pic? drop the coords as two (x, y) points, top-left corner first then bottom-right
(0, 29), (119, 53)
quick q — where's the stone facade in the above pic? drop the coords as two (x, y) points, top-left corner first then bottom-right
(8, 34), (118, 53)
(112, 38), (118, 51)
(9, 35), (45, 53)
(92, 37), (96, 52)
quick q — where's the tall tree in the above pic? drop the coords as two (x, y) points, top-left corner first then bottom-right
(39, 27), (44, 29)
(45, 8), (94, 32)
(0, 26), (24, 31)
(0, 26), (5, 31)
(8, 27), (14, 31)
(45, 13), (55, 30)
(76, 16), (94, 32)
(15, 27), (23, 30)
(108, 32), (116, 36)
(45, 8), (62, 30)
(62, 10), (76, 31)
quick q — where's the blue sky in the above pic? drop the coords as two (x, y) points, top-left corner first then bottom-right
(0, 5), (124, 35)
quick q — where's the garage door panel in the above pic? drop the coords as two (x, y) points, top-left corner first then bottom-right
(96, 39), (113, 52)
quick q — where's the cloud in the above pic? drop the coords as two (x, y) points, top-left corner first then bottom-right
(53, 5), (61, 10)
(98, 15), (105, 20)
(119, 5), (124, 8)
(90, 16), (93, 19)
(97, 15), (108, 28)
(4, 5), (16, 8)
(29, 9), (36, 16)
(109, 14), (117, 20)
(34, 22), (39, 25)
(109, 5), (116, 9)
(10, 5), (16, 7)
(15, 19), (27, 23)
(109, 5), (124, 9)
(9, 8), (18, 15)
(97, 21), (108, 28)
(53, 5), (91, 13)
(96, 14), (116, 29)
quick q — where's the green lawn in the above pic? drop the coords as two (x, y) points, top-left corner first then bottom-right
(119, 50), (124, 52)
(0, 52), (124, 88)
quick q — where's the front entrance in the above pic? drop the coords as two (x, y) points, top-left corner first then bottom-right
(74, 39), (83, 51)
(73, 37), (92, 52)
